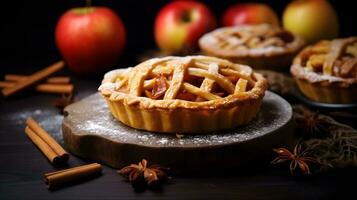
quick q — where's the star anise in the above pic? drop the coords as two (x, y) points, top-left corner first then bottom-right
(118, 159), (170, 188)
(52, 93), (74, 114)
(294, 107), (329, 138)
(271, 144), (319, 175)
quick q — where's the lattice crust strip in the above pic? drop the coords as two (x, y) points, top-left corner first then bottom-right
(302, 38), (357, 78)
(112, 57), (255, 101)
(211, 25), (293, 50)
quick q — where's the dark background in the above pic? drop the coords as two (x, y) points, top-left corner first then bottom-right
(1, 1), (357, 199)
(0, 0), (356, 76)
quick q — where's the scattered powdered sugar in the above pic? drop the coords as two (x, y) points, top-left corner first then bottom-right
(2, 109), (44, 125)
(1, 108), (64, 145)
(292, 64), (355, 84)
(303, 68), (348, 83)
(249, 46), (286, 55)
(64, 92), (292, 148)
(38, 115), (63, 143)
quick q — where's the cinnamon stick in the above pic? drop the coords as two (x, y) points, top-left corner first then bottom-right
(4, 74), (27, 82)
(35, 84), (74, 94)
(2, 60), (65, 97)
(46, 76), (71, 84)
(25, 127), (62, 164)
(5, 74), (71, 84)
(25, 117), (69, 164)
(44, 163), (102, 189)
(0, 81), (15, 88)
(0, 81), (73, 94)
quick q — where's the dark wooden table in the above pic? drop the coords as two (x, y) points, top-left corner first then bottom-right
(0, 57), (356, 200)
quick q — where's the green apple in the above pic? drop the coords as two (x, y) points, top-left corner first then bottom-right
(283, 0), (339, 44)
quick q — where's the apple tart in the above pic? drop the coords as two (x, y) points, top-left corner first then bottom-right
(291, 37), (357, 104)
(99, 56), (268, 133)
(199, 24), (305, 71)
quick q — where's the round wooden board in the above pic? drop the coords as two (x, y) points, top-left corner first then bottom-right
(62, 91), (293, 173)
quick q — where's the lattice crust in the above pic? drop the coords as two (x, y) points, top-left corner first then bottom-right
(105, 56), (256, 102)
(201, 24), (296, 51)
(300, 37), (357, 78)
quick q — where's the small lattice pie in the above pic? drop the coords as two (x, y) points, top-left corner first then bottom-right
(199, 24), (305, 71)
(99, 56), (268, 134)
(291, 37), (357, 104)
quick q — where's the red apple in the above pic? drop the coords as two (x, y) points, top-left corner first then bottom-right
(55, 7), (126, 75)
(154, 1), (216, 54)
(222, 3), (279, 27)
(283, 0), (339, 44)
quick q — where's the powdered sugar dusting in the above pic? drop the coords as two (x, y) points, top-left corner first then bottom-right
(64, 92), (292, 148)
(1, 108), (64, 145)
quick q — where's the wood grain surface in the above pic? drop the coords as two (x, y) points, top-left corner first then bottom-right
(1, 76), (356, 199)
(62, 92), (294, 174)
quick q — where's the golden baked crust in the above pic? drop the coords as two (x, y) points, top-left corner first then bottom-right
(99, 56), (268, 134)
(291, 37), (357, 104)
(199, 24), (305, 71)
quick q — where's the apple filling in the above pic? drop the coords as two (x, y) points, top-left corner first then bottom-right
(112, 57), (256, 102)
(300, 38), (357, 78)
